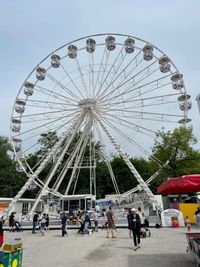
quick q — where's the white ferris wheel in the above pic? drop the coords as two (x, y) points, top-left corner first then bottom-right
(10, 33), (192, 214)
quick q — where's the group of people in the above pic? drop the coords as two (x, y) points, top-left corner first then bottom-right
(61, 209), (99, 237)
(32, 213), (49, 236)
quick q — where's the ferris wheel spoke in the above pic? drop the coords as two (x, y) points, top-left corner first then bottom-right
(93, 46), (107, 96)
(64, 132), (90, 195)
(104, 106), (183, 119)
(54, 119), (93, 192)
(100, 116), (162, 165)
(106, 91), (181, 108)
(25, 98), (77, 108)
(35, 84), (74, 103)
(110, 51), (143, 90)
(97, 49), (142, 101)
(103, 112), (156, 138)
(60, 63), (85, 99)
(105, 111), (182, 124)
(46, 72), (80, 102)
(20, 116), (79, 155)
(88, 52), (95, 98)
(102, 73), (174, 104)
(19, 107), (78, 120)
(13, 110), (79, 139)
(94, 122), (120, 194)
(72, 138), (88, 194)
(94, 50), (111, 98)
(95, 45), (126, 99)
(75, 58), (89, 98)
(98, 58), (159, 103)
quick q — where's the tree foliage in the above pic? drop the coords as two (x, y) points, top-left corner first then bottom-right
(1, 127), (200, 198)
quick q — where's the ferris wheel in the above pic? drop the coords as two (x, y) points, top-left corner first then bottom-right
(10, 33), (192, 214)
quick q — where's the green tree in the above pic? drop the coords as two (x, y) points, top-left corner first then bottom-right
(149, 127), (200, 192)
(0, 136), (26, 197)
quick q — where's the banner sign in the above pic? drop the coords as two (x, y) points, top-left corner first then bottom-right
(161, 208), (185, 227)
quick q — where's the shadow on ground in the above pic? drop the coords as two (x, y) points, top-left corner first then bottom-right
(127, 253), (195, 267)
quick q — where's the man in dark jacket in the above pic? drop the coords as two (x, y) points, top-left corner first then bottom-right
(61, 212), (68, 237)
(129, 208), (141, 250)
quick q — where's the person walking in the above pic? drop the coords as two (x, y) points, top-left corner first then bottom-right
(129, 208), (141, 251)
(83, 212), (91, 236)
(92, 209), (99, 232)
(61, 212), (68, 237)
(127, 209), (132, 239)
(106, 206), (115, 238)
(32, 212), (39, 234)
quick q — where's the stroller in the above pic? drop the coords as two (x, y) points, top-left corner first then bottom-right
(14, 221), (23, 232)
(140, 218), (151, 238)
(77, 220), (85, 234)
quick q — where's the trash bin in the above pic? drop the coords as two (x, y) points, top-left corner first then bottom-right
(0, 249), (23, 267)
(0, 241), (23, 267)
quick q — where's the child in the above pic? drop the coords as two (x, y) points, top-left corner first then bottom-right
(185, 216), (191, 232)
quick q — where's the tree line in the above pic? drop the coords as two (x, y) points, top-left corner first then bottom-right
(0, 127), (200, 199)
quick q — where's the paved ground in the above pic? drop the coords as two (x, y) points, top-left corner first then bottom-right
(6, 227), (196, 267)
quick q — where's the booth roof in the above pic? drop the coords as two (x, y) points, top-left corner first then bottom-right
(157, 174), (200, 194)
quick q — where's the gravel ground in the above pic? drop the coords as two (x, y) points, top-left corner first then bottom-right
(6, 227), (196, 267)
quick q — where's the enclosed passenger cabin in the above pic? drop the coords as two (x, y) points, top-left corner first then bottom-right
(171, 73), (184, 90)
(105, 36), (116, 51)
(86, 38), (96, 53)
(142, 45), (154, 61)
(36, 67), (46, 81)
(178, 118), (192, 124)
(11, 138), (22, 152)
(24, 82), (34, 96)
(124, 38), (135, 54)
(51, 54), (61, 68)
(68, 45), (77, 59)
(159, 56), (171, 73)
(11, 118), (21, 132)
(179, 101), (192, 111)
(15, 99), (26, 114)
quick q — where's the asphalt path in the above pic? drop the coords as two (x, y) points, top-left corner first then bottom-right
(5, 226), (196, 267)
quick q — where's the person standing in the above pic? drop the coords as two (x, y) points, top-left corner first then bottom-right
(185, 216), (191, 232)
(130, 208), (141, 251)
(45, 214), (49, 231)
(9, 212), (15, 232)
(93, 209), (99, 232)
(106, 206), (115, 238)
(32, 212), (39, 234)
(61, 212), (68, 237)
(40, 214), (46, 236)
(83, 212), (91, 235)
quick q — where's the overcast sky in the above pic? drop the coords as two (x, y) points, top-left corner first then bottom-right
(1, 0), (200, 149)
